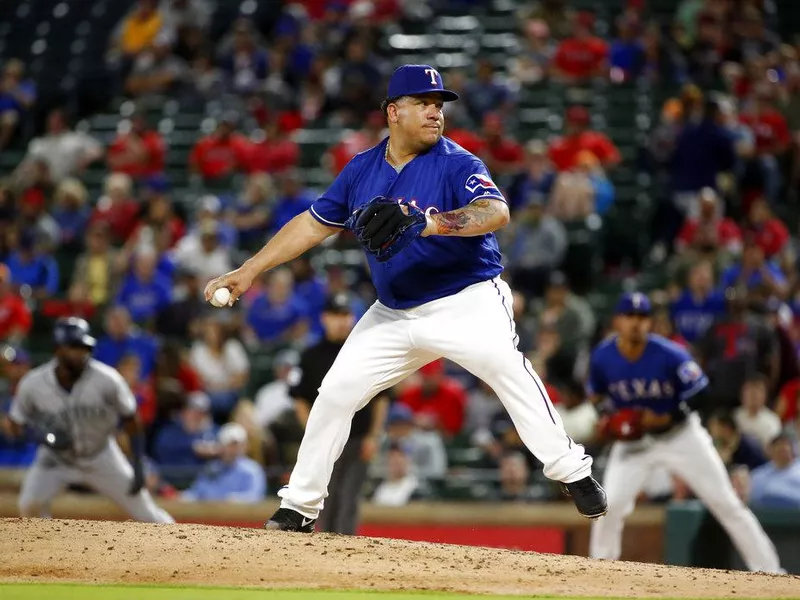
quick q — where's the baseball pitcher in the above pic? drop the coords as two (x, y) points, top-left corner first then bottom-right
(587, 293), (781, 572)
(206, 64), (606, 532)
(5, 317), (173, 523)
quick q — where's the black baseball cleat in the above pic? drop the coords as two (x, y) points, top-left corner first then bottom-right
(263, 508), (316, 532)
(562, 476), (608, 519)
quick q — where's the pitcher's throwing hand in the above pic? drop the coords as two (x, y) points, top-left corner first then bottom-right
(204, 266), (257, 307)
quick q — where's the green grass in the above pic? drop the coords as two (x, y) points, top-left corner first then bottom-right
(2, 585), (773, 600)
(0, 585), (554, 600)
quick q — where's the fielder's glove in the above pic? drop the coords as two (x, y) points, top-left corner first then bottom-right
(34, 426), (73, 452)
(345, 196), (427, 262)
(598, 408), (644, 442)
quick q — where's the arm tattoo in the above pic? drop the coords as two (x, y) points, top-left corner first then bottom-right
(431, 199), (500, 235)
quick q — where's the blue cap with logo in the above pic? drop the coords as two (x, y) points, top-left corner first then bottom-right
(615, 292), (652, 316)
(387, 64), (459, 102)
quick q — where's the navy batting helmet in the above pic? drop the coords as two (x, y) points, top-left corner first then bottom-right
(53, 317), (96, 349)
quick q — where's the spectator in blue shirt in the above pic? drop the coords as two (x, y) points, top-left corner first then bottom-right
(219, 19), (269, 96)
(51, 178), (91, 251)
(750, 434), (800, 509)
(671, 260), (726, 343)
(707, 410), (769, 471)
(0, 59), (36, 150)
(94, 304), (159, 377)
(116, 248), (173, 324)
(507, 140), (557, 214)
(609, 14), (645, 81)
(670, 98), (735, 212)
(229, 173), (273, 252)
(290, 256), (327, 341)
(181, 423), (266, 503)
(720, 237), (788, 299)
(269, 171), (315, 234)
(190, 195), (237, 249)
(151, 391), (219, 486)
(0, 346), (35, 467)
(245, 268), (309, 345)
(6, 230), (59, 299)
(336, 36), (383, 125)
(463, 59), (513, 124)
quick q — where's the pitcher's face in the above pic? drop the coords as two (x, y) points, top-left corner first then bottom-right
(390, 93), (445, 151)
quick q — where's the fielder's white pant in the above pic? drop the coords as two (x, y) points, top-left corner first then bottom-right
(589, 414), (781, 573)
(279, 277), (592, 518)
(19, 440), (174, 524)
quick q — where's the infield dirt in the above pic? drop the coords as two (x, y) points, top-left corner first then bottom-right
(0, 518), (797, 597)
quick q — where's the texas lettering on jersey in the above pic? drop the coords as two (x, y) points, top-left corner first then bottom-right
(589, 335), (709, 414)
(608, 379), (676, 402)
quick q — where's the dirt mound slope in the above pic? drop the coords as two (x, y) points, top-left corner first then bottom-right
(0, 518), (797, 597)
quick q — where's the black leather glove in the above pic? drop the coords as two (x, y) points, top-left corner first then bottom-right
(34, 426), (73, 452)
(346, 196), (427, 262)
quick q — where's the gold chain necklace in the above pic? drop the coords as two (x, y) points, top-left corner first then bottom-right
(385, 139), (393, 165)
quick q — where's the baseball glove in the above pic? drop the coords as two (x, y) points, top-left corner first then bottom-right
(598, 408), (644, 442)
(345, 196), (427, 262)
(33, 425), (73, 451)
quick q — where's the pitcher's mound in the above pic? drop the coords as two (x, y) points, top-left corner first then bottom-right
(0, 518), (796, 597)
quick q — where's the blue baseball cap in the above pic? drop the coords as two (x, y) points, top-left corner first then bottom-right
(387, 64), (459, 102)
(387, 402), (414, 425)
(615, 292), (652, 316)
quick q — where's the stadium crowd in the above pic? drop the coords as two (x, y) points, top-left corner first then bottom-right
(0, 0), (799, 511)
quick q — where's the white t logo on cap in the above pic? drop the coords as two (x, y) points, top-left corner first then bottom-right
(424, 68), (439, 86)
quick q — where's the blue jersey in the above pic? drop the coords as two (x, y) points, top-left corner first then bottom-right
(588, 334), (708, 414)
(670, 290), (726, 343)
(310, 136), (505, 309)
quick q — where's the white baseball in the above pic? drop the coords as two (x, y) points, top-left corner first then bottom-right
(210, 287), (231, 308)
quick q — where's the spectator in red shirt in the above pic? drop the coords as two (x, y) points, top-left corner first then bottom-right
(745, 198), (790, 260)
(90, 173), (141, 244)
(739, 88), (790, 203)
(125, 183), (185, 256)
(548, 106), (621, 171)
(0, 264), (31, 343)
(444, 122), (484, 156)
(249, 118), (300, 174)
(150, 341), (204, 423)
(675, 187), (742, 256)
(552, 11), (608, 82)
(776, 377), (800, 424)
(119, 353), (157, 426)
(480, 113), (524, 176)
(325, 111), (385, 176)
(107, 111), (166, 179)
(397, 359), (466, 438)
(189, 114), (252, 180)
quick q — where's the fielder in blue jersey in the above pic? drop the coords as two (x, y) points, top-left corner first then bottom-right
(206, 64), (606, 532)
(587, 293), (781, 572)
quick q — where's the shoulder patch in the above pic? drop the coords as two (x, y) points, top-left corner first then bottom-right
(465, 173), (499, 194)
(677, 360), (703, 384)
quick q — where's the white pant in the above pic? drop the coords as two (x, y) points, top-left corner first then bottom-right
(589, 414), (781, 573)
(279, 277), (592, 517)
(19, 440), (174, 524)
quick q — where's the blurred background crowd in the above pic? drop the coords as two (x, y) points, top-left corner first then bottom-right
(0, 0), (799, 512)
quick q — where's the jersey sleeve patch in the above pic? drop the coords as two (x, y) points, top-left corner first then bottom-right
(677, 360), (703, 385)
(465, 173), (501, 195)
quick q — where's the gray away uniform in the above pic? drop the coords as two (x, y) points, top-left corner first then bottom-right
(10, 359), (173, 523)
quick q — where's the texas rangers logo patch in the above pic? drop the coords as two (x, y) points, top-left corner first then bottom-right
(677, 360), (703, 384)
(465, 173), (499, 193)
